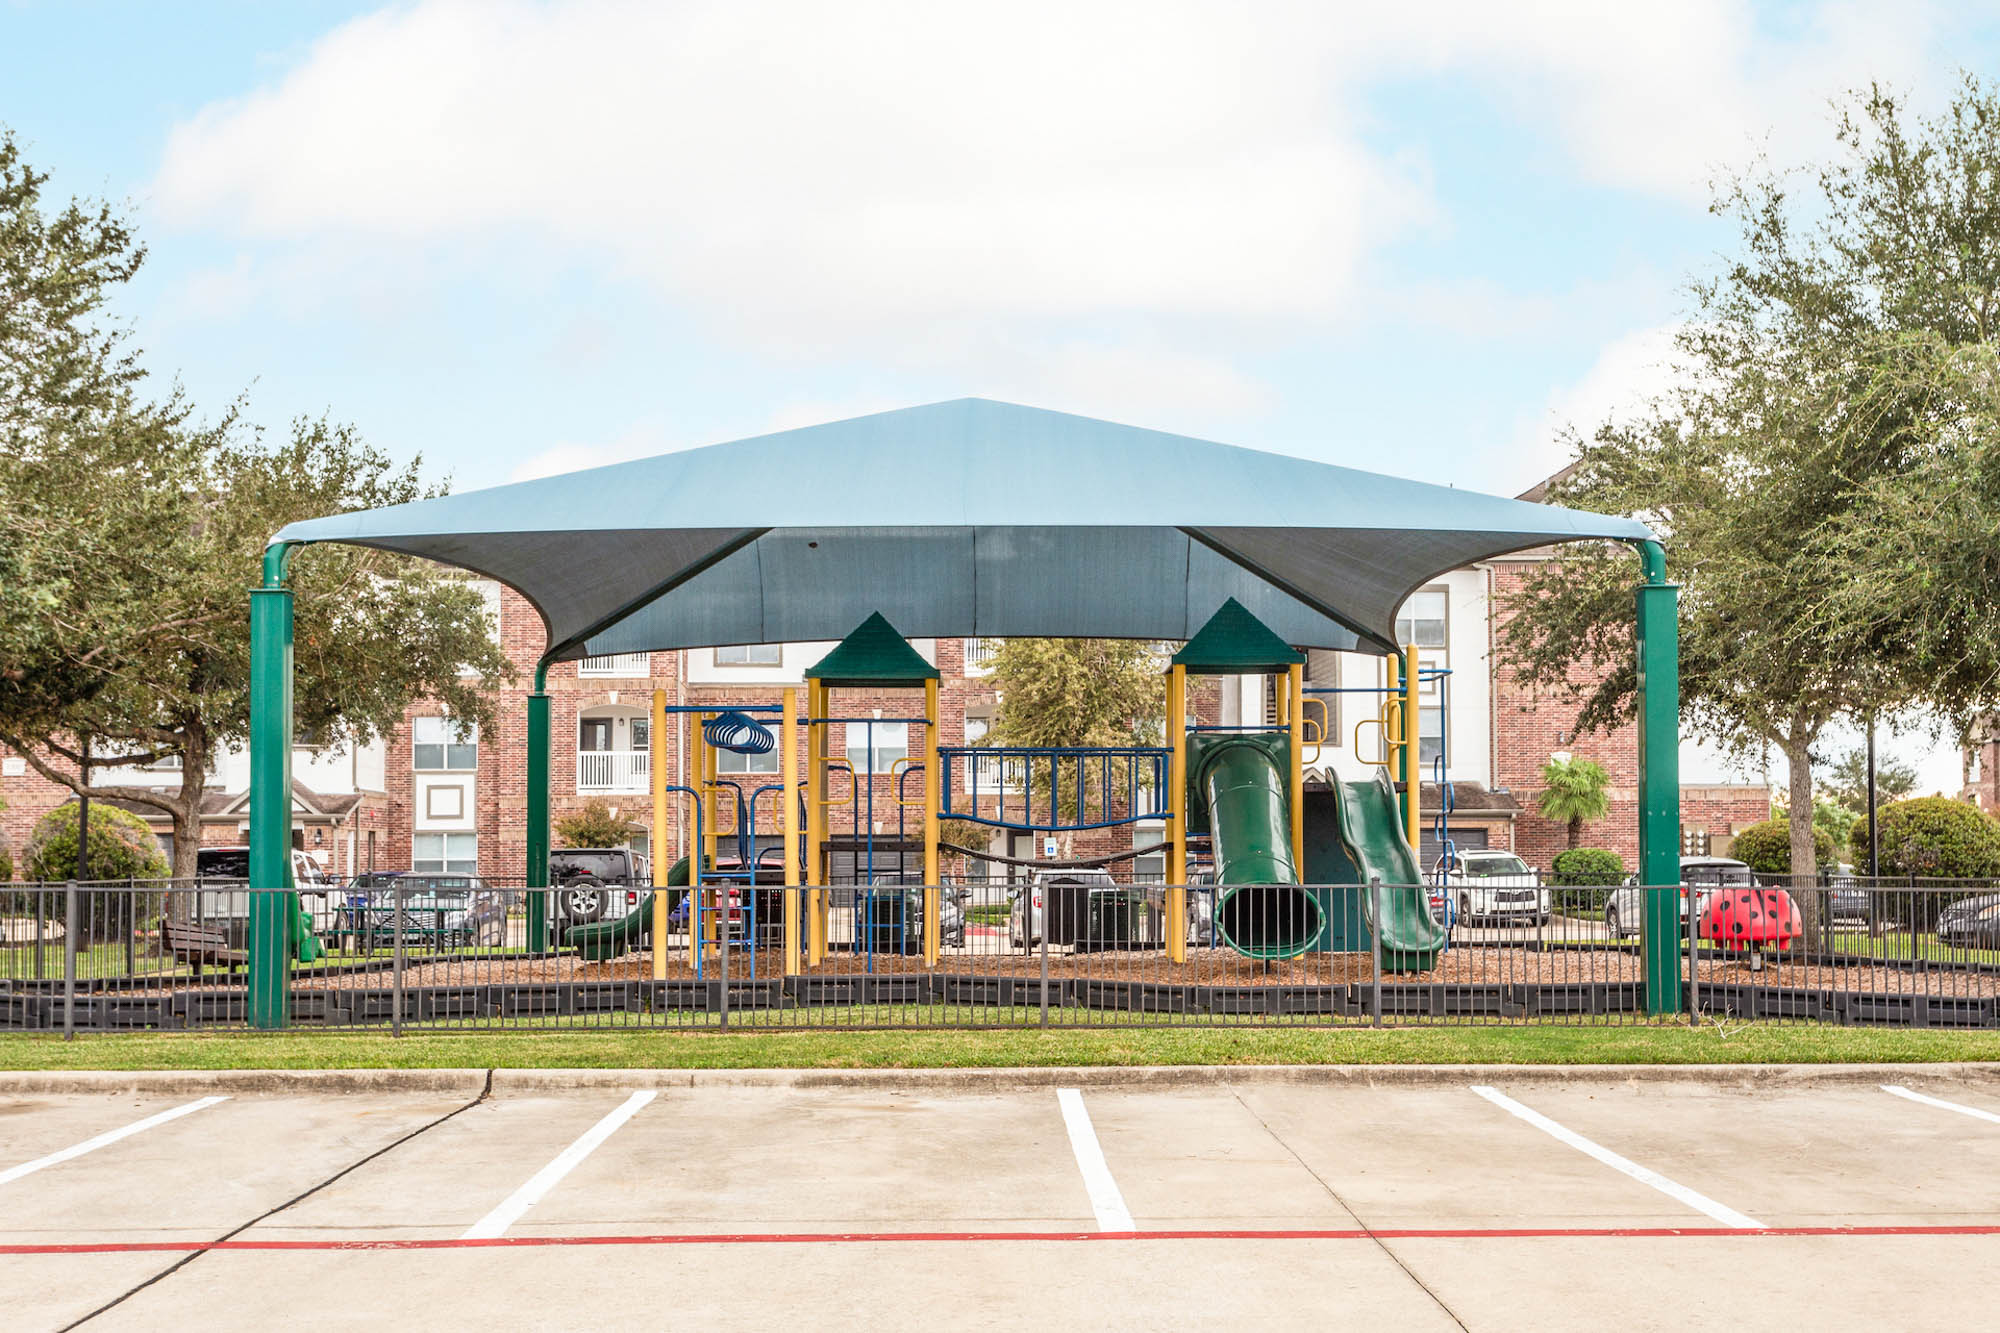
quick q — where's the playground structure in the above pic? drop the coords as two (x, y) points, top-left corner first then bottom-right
(551, 596), (1449, 976)
(242, 398), (1681, 1026)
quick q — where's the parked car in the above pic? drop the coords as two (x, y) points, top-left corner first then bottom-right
(333, 872), (507, 950)
(1825, 871), (1901, 930)
(1603, 856), (1752, 939)
(1436, 850), (1549, 925)
(1013, 871), (1200, 951)
(191, 845), (338, 948)
(1934, 893), (2000, 948)
(546, 848), (652, 924)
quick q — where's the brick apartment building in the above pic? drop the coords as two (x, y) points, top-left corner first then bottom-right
(0, 480), (1770, 881)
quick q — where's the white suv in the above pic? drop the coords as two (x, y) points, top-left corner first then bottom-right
(1438, 850), (1550, 925)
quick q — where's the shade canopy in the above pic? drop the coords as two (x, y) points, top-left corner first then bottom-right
(272, 398), (1652, 660)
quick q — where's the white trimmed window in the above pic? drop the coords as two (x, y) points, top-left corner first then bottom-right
(717, 745), (779, 775)
(413, 717), (478, 770)
(1395, 588), (1448, 649)
(715, 644), (782, 665)
(413, 832), (477, 874)
(845, 720), (908, 773)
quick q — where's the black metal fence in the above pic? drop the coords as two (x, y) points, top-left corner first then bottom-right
(4, 875), (1999, 1034)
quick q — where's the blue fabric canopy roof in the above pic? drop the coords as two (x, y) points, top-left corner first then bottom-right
(272, 399), (1652, 660)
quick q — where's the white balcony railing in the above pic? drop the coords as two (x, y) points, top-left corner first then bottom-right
(577, 652), (652, 677)
(963, 637), (1001, 674)
(578, 749), (650, 792)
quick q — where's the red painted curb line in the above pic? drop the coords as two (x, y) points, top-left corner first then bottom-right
(9, 1224), (2000, 1255)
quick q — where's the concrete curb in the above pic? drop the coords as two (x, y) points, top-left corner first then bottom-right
(488, 1062), (2000, 1093)
(0, 1068), (490, 1097)
(3, 1063), (1997, 1097)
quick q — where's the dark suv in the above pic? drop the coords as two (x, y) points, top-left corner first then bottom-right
(547, 848), (652, 924)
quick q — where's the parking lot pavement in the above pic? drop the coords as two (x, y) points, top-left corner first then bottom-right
(6, 1071), (2000, 1330)
(0, 1090), (469, 1329)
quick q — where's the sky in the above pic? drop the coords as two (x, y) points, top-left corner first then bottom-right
(4, 0), (1994, 795)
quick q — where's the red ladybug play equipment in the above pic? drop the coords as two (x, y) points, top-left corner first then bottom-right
(1697, 884), (1802, 964)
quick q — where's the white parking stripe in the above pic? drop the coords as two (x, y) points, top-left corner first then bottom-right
(462, 1091), (656, 1239)
(1470, 1086), (1764, 1229)
(1056, 1088), (1135, 1232)
(0, 1096), (229, 1187)
(1881, 1084), (2000, 1124)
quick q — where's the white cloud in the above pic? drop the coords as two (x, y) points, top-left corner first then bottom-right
(506, 419), (680, 483)
(154, 0), (1427, 337)
(1513, 322), (1691, 483)
(149, 0), (1950, 404)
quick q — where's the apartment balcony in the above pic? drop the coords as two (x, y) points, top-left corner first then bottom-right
(963, 637), (1001, 675)
(577, 749), (650, 793)
(577, 652), (652, 677)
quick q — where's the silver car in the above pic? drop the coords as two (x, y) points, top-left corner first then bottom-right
(1603, 856), (1750, 938)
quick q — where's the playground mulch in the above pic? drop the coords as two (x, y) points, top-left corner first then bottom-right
(160, 946), (2000, 997)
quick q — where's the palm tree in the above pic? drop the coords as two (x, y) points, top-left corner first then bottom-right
(1537, 754), (1611, 850)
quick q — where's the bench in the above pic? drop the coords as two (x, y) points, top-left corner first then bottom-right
(163, 920), (247, 979)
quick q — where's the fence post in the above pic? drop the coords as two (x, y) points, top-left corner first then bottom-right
(719, 895), (730, 1031)
(63, 880), (77, 1041)
(1686, 881), (1697, 1027)
(1039, 910), (1051, 1030)
(1369, 876), (1383, 1029)
(125, 877), (136, 977)
(392, 881), (406, 1038)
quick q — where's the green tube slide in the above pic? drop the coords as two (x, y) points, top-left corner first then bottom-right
(1194, 735), (1324, 959)
(1188, 733), (1445, 971)
(1327, 770), (1446, 973)
(567, 857), (691, 962)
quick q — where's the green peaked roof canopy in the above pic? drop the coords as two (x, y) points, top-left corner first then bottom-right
(1173, 598), (1306, 674)
(806, 612), (939, 688)
(270, 399), (1655, 660)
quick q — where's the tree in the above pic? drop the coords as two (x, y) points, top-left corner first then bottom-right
(0, 135), (512, 881)
(1825, 745), (1918, 817)
(1498, 79), (2000, 884)
(555, 799), (643, 849)
(1534, 755), (1610, 850)
(983, 638), (1165, 851)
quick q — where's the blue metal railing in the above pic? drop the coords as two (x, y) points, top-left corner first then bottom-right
(939, 746), (1170, 833)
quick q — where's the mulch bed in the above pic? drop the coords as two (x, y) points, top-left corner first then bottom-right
(104, 945), (2000, 998)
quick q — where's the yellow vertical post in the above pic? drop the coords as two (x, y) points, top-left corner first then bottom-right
(1166, 663), (1188, 965)
(652, 689), (669, 980)
(1287, 662), (1305, 873)
(922, 678), (941, 966)
(806, 680), (828, 964)
(1402, 645), (1421, 850)
(782, 687), (801, 977)
(690, 711), (713, 969)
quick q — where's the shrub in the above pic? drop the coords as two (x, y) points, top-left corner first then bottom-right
(1850, 797), (2000, 879)
(1550, 848), (1624, 887)
(0, 840), (11, 884)
(23, 802), (169, 881)
(1730, 817), (1837, 877)
(554, 798), (643, 849)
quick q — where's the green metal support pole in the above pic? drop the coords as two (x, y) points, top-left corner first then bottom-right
(526, 662), (551, 952)
(248, 543), (296, 1029)
(1634, 539), (1682, 1014)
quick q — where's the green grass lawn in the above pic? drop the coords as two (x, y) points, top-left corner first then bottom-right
(2, 1024), (1997, 1072)
(1828, 930), (2000, 967)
